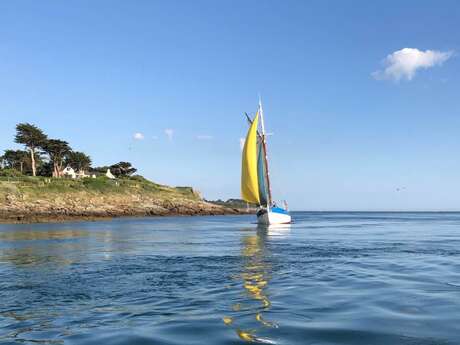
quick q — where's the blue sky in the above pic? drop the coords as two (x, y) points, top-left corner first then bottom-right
(1, 0), (459, 210)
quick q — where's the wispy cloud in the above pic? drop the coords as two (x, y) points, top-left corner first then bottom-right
(133, 132), (144, 140)
(196, 135), (213, 140)
(164, 128), (174, 141)
(372, 48), (453, 81)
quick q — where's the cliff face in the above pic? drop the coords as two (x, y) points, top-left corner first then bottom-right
(0, 176), (243, 223)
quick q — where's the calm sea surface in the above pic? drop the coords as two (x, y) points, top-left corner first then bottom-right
(1, 212), (460, 345)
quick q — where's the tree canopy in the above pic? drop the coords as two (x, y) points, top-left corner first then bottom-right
(2, 123), (137, 179)
(65, 151), (92, 171)
(14, 123), (47, 148)
(93, 162), (137, 177)
(42, 139), (71, 177)
(109, 162), (137, 177)
(1, 150), (29, 172)
(14, 123), (47, 176)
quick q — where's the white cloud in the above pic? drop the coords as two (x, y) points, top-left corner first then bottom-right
(164, 128), (174, 141)
(372, 48), (453, 81)
(196, 135), (213, 140)
(239, 138), (245, 151)
(133, 132), (144, 140)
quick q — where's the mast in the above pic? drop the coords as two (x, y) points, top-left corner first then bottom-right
(258, 97), (273, 208)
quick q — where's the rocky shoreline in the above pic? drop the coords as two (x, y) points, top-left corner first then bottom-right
(0, 177), (252, 224)
(0, 198), (250, 224)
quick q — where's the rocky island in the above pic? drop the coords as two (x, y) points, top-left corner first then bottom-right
(0, 123), (251, 224)
(0, 175), (248, 224)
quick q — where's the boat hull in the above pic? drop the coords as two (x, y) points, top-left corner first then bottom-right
(257, 208), (291, 225)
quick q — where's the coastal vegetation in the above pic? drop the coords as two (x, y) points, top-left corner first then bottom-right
(0, 123), (247, 223)
(0, 175), (190, 196)
(207, 198), (257, 210)
(0, 174), (241, 223)
(1, 123), (136, 178)
(14, 123), (47, 176)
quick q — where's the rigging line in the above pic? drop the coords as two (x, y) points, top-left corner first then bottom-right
(244, 113), (263, 139)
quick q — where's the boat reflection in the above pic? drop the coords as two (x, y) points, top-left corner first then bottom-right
(259, 223), (291, 239)
(224, 224), (290, 343)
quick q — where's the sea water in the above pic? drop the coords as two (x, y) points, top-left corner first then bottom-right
(1, 212), (460, 344)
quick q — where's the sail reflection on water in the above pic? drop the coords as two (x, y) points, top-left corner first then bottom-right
(223, 225), (290, 343)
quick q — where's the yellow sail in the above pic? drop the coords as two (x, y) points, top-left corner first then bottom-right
(241, 112), (260, 204)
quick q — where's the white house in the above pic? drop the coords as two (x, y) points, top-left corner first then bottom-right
(61, 167), (115, 179)
(105, 169), (116, 179)
(76, 170), (90, 179)
(62, 167), (94, 179)
(62, 166), (77, 179)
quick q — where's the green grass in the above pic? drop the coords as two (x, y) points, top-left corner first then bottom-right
(0, 176), (200, 200)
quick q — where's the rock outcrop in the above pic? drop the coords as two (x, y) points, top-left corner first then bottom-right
(0, 177), (249, 224)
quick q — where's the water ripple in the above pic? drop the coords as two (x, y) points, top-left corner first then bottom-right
(1, 212), (460, 344)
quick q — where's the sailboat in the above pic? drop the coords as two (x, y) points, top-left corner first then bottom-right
(241, 100), (291, 225)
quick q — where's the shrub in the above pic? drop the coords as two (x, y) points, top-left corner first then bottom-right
(82, 176), (116, 192)
(0, 168), (23, 177)
(129, 175), (147, 182)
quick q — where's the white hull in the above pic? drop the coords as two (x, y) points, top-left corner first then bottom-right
(257, 210), (291, 225)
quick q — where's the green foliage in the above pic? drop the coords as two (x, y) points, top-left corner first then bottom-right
(0, 175), (200, 203)
(109, 162), (137, 177)
(42, 139), (72, 176)
(65, 151), (92, 171)
(81, 176), (115, 192)
(129, 175), (148, 182)
(14, 123), (48, 148)
(1, 150), (44, 175)
(175, 186), (195, 194)
(5, 123), (136, 180)
(92, 162), (137, 177)
(207, 198), (255, 209)
(0, 168), (23, 177)
(1, 150), (29, 172)
(14, 123), (48, 176)
(37, 161), (53, 177)
(91, 166), (109, 174)
(43, 139), (71, 160)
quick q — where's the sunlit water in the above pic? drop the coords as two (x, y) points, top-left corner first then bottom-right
(1, 212), (460, 344)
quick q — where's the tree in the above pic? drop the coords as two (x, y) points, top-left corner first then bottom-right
(91, 165), (109, 174)
(1, 150), (29, 173)
(42, 139), (71, 177)
(37, 161), (53, 177)
(110, 162), (137, 177)
(96, 162), (137, 177)
(2, 149), (43, 174)
(65, 151), (92, 172)
(14, 123), (47, 176)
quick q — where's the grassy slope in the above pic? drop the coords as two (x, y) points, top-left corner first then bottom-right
(0, 176), (200, 202)
(0, 176), (245, 223)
